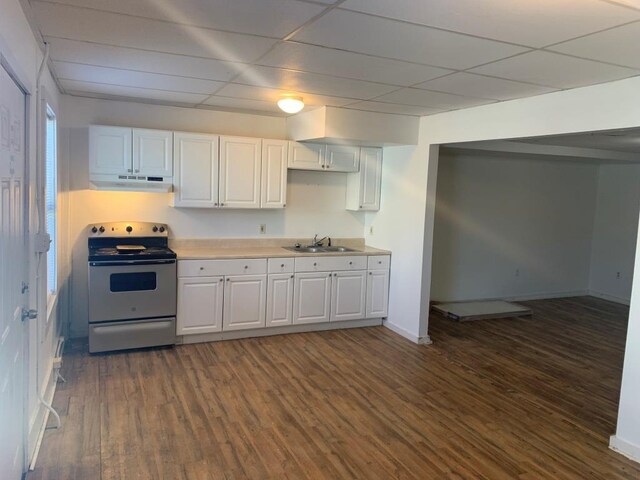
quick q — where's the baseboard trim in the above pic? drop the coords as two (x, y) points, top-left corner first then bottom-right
(178, 318), (384, 345)
(588, 290), (630, 306)
(383, 320), (432, 345)
(610, 435), (640, 463)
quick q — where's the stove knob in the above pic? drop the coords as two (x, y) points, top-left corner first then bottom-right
(99, 226), (105, 233)
(159, 226), (165, 233)
(152, 226), (158, 233)
(126, 225), (133, 233)
(91, 226), (98, 234)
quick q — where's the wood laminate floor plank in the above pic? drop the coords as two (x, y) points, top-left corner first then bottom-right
(28, 297), (640, 479)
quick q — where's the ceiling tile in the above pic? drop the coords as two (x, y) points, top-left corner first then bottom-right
(54, 61), (225, 94)
(201, 96), (284, 115)
(292, 9), (528, 70)
(340, 0), (640, 47)
(374, 88), (496, 110)
(33, 2), (277, 63)
(36, 0), (325, 38)
(46, 38), (243, 81)
(215, 83), (357, 107)
(549, 22), (640, 69)
(343, 101), (444, 116)
(258, 41), (452, 86)
(232, 65), (397, 100)
(470, 51), (640, 88)
(414, 72), (558, 101)
(60, 79), (210, 104)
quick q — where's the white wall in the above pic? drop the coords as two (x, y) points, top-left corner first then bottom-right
(431, 152), (599, 302)
(0, 0), (65, 468)
(589, 164), (640, 304)
(61, 95), (366, 337)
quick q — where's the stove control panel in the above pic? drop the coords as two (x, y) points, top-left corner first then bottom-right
(88, 222), (169, 237)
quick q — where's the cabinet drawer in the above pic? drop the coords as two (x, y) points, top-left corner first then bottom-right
(268, 258), (294, 274)
(367, 255), (390, 270)
(178, 258), (267, 277)
(294, 256), (367, 273)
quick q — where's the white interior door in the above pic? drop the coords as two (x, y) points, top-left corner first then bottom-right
(0, 61), (28, 480)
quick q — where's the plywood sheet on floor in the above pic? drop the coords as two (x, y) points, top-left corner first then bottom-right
(433, 299), (532, 321)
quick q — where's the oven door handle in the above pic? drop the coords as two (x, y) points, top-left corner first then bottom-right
(89, 259), (176, 266)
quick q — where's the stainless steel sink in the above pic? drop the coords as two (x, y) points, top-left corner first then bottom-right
(283, 245), (358, 253)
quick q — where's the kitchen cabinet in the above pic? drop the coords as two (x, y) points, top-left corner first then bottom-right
(366, 256), (390, 318)
(223, 274), (267, 331)
(346, 147), (382, 211)
(293, 272), (332, 325)
(133, 128), (173, 177)
(89, 126), (132, 175)
(325, 144), (360, 172)
(288, 142), (360, 172)
(266, 273), (294, 327)
(172, 132), (219, 208)
(219, 136), (261, 209)
(90, 125), (173, 178)
(261, 139), (288, 208)
(177, 276), (224, 335)
(331, 271), (367, 322)
(288, 142), (326, 170)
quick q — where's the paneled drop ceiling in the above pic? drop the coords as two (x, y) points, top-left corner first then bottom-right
(26, 0), (640, 117)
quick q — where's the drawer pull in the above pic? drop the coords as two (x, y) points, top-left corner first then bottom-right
(199, 267), (204, 270)
(281, 263), (285, 268)
(313, 262), (317, 266)
(349, 261), (353, 265)
(378, 261), (382, 264)
(290, 275), (294, 278)
(244, 265), (248, 269)
(369, 272), (372, 275)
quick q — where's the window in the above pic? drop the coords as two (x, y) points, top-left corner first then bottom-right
(45, 105), (57, 295)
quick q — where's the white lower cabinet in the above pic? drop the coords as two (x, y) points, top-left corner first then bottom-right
(331, 271), (367, 322)
(266, 273), (294, 327)
(293, 272), (332, 325)
(223, 275), (267, 331)
(366, 269), (389, 318)
(177, 276), (224, 335)
(177, 254), (390, 339)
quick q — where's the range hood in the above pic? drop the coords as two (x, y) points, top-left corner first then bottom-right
(286, 106), (419, 146)
(89, 174), (173, 192)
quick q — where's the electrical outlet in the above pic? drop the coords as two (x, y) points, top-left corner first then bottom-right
(515, 268), (520, 277)
(369, 225), (374, 235)
(259, 224), (266, 235)
(616, 271), (621, 279)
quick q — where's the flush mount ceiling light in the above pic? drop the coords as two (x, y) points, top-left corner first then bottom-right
(277, 95), (304, 114)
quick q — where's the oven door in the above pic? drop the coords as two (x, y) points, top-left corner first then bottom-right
(88, 259), (177, 322)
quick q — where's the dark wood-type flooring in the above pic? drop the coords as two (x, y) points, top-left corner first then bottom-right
(28, 296), (640, 479)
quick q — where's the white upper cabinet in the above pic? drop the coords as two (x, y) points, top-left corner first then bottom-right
(325, 145), (360, 172)
(219, 136), (262, 209)
(172, 132), (219, 208)
(261, 139), (288, 208)
(133, 128), (173, 177)
(346, 147), (382, 211)
(89, 126), (132, 175)
(288, 142), (325, 170)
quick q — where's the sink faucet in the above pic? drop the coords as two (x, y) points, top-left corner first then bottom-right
(312, 234), (328, 247)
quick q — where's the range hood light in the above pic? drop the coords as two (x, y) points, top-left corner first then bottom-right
(277, 96), (305, 114)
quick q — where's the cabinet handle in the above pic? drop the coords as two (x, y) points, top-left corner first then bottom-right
(226, 278), (230, 281)
(333, 273), (337, 277)
(378, 261), (382, 264)
(321, 165), (325, 169)
(199, 267), (204, 271)
(214, 202), (218, 206)
(369, 272), (372, 275)
(349, 261), (353, 265)
(313, 262), (317, 266)
(244, 265), (248, 269)
(281, 264), (285, 268)
(127, 168), (132, 173)
(290, 275), (294, 279)
(219, 278), (223, 282)
(359, 206), (363, 209)
(220, 203), (225, 207)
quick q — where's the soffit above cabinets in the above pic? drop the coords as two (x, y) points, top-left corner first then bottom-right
(26, 0), (640, 117)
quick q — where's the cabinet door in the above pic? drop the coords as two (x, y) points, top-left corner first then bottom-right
(287, 142), (325, 171)
(266, 274), (294, 327)
(177, 276), (224, 335)
(261, 139), (288, 208)
(293, 272), (332, 324)
(89, 126), (132, 175)
(133, 128), (173, 177)
(360, 147), (382, 210)
(223, 275), (267, 331)
(366, 269), (389, 318)
(173, 132), (219, 208)
(325, 145), (360, 172)
(219, 136), (261, 209)
(330, 271), (366, 322)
